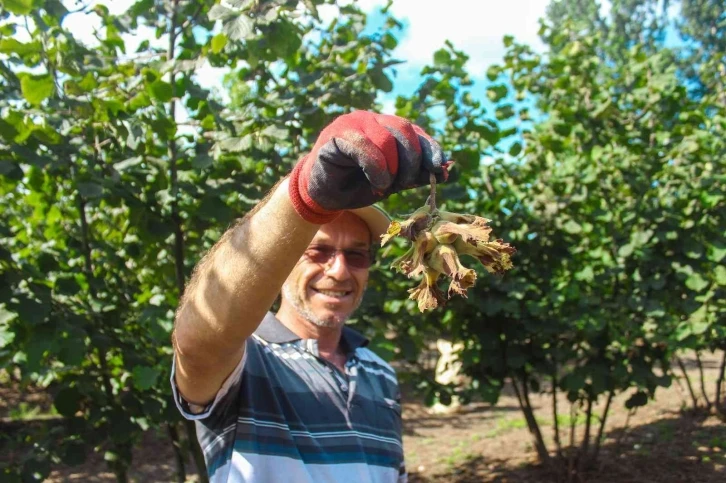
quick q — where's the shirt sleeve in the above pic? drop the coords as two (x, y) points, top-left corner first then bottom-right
(170, 341), (247, 421)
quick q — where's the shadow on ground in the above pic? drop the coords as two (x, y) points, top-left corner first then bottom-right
(409, 411), (726, 483)
(401, 402), (521, 436)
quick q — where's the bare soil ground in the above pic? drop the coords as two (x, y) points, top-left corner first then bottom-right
(2, 353), (725, 482)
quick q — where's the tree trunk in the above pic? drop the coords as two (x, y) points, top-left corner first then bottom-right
(695, 352), (712, 410)
(552, 365), (564, 461)
(167, 422), (187, 483)
(567, 402), (578, 483)
(511, 375), (551, 466)
(715, 350), (726, 415)
(676, 356), (700, 409)
(590, 390), (614, 464)
(578, 398), (593, 472)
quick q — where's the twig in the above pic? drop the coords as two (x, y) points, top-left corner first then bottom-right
(428, 172), (437, 211)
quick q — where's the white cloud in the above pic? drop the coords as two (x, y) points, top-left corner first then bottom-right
(359, 0), (549, 77)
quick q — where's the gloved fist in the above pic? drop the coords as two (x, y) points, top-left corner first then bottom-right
(289, 110), (451, 224)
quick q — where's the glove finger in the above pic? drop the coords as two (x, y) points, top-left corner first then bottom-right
(411, 126), (446, 171)
(306, 150), (380, 210)
(325, 136), (395, 193)
(381, 123), (422, 189)
(414, 132), (449, 186)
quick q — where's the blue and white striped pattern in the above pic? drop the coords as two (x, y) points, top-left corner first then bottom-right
(172, 312), (406, 483)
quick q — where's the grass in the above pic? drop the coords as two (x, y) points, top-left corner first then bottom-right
(438, 441), (479, 470)
(8, 402), (58, 421)
(481, 412), (602, 439)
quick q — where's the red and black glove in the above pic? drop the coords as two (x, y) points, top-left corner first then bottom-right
(289, 110), (451, 224)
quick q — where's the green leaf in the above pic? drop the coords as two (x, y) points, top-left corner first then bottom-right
(16, 298), (50, 325)
(191, 154), (213, 170)
(708, 241), (726, 263)
(54, 387), (82, 417)
(370, 68), (393, 93)
(495, 105), (515, 120)
(211, 33), (228, 54)
(0, 308), (16, 348)
(486, 65), (501, 81)
(58, 335), (86, 366)
(714, 266), (726, 286)
(563, 220), (582, 234)
(625, 391), (648, 409)
(685, 272), (709, 292)
(20, 74), (55, 106)
(0, 160), (19, 176)
(268, 20), (301, 59)
(508, 142), (522, 157)
(3, 0), (34, 15)
(691, 319), (709, 336)
(224, 14), (254, 41)
(132, 366), (160, 391)
(433, 48), (451, 66)
(575, 266), (594, 282)
(114, 156), (143, 171)
(208, 4), (235, 21)
(487, 85), (508, 102)
(148, 80), (173, 102)
(0, 38), (41, 56)
(77, 182), (103, 198)
(218, 135), (252, 152)
(104, 451), (119, 462)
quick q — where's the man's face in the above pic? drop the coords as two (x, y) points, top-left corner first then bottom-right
(281, 212), (372, 329)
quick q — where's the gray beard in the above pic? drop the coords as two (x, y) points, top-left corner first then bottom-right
(281, 282), (365, 328)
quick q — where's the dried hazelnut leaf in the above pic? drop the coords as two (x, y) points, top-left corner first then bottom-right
(408, 266), (447, 312)
(428, 244), (478, 297)
(380, 221), (401, 246)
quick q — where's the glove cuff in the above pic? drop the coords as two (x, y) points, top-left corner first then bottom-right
(289, 160), (341, 225)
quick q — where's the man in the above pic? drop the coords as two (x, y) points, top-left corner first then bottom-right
(171, 110), (450, 482)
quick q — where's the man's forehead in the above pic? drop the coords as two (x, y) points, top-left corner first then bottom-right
(311, 230), (370, 248)
(313, 213), (372, 248)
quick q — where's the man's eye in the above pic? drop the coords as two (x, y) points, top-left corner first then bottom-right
(346, 251), (366, 258)
(346, 251), (370, 262)
(305, 246), (334, 262)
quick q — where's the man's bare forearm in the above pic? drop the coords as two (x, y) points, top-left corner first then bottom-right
(173, 178), (319, 404)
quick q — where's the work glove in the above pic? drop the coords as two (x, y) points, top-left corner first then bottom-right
(288, 110), (451, 224)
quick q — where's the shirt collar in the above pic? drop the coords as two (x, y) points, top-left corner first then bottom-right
(254, 312), (369, 352)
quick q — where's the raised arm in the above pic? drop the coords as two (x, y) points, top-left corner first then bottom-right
(172, 178), (318, 406)
(172, 111), (450, 406)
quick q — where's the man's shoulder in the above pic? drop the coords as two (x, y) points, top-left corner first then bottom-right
(356, 347), (398, 376)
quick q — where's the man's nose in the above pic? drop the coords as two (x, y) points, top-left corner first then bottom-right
(324, 252), (352, 279)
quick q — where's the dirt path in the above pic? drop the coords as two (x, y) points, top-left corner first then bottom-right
(8, 352), (724, 482)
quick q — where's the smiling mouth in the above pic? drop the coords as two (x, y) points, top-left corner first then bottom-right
(312, 288), (353, 298)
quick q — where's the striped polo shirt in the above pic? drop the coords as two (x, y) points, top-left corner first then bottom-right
(171, 312), (406, 482)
